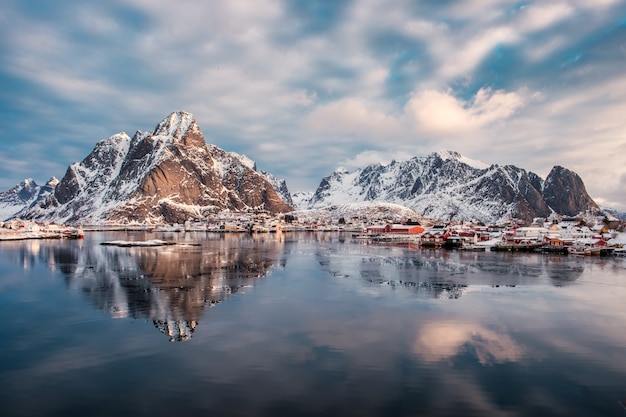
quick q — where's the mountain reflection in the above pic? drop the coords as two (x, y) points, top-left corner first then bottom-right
(316, 241), (589, 298)
(38, 237), (284, 341)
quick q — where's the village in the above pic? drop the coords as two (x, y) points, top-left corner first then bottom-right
(1, 209), (625, 257)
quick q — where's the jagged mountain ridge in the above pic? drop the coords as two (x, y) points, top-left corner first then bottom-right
(19, 111), (292, 225)
(0, 177), (58, 221)
(304, 151), (599, 223)
(261, 171), (294, 207)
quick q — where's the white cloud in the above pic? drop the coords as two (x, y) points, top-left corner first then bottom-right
(405, 87), (528, 135)
(278, 89), (317, 107)
(304, 98), (403, 140)
(338, 150), (411, 171)
(445, 0), (512, 21)
(525, 36), (568, 62)
(75, 6), (121, 35)
(437, 26), (519, 80)
(516, 2), (574, 33)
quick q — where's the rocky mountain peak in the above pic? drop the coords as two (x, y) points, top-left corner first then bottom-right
(18, 111), (293, 225)
(543, 165), (599, 216)
(152, 111), (203, 148)
(45, 177), (60, 188)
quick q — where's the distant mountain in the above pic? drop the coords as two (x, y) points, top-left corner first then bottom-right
(2, 117), (604, 225)
(292, 201), (425, 225)
(304, 151), (600, 223)
(0, 177), (58, 221)
(19, 111), (292, 225)
(602, 207), (626, 221)
(291, 191), (314, 209)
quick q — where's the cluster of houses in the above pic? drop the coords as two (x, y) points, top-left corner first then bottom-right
(0, 219), (84, 240)
(361, 216), (626, 256)
(2, 211), (625, 256)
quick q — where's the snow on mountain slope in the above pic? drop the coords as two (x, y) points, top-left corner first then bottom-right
(292, 201), (424, 225)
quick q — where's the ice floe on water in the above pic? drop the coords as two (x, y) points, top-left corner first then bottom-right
(100, 239), (178, 247)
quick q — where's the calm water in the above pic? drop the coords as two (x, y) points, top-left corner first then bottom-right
(1, 231), (626, 417)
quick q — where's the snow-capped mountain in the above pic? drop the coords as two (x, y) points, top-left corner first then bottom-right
(0, 177), (58, 221)
(291, 191), (314, 209)
(305, 151), (600, 223)
(602, 207), (626, 221)
(292, 201), (425, 225)
(19, 111), (293, 225)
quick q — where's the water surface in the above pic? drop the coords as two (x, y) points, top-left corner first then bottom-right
(1, 232), (625, 416)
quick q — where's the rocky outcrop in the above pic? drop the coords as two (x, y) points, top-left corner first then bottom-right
(542, 166), (600, 216)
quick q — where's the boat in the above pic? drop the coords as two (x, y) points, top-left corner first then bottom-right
(613, 247), (626, 256)
(568, 245), (601, 256)
(461, 243), (486, 252)
(63, 227), (85, 239)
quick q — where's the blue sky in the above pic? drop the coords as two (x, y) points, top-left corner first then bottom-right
(1, 0), (626, 210)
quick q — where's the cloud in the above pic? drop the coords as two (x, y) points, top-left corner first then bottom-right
(437, 26), (520, 81)
(405, 87), (528, 135)
(338, 150), (412, 171)
(304, 98), (403, 140)
(516, 2), (574, 33)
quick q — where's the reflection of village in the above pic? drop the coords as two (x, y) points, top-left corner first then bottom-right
(314, 235), (589, 299)
(6, 234), (285, 341)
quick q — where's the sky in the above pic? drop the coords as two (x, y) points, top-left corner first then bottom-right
(1, 0), (625, 210)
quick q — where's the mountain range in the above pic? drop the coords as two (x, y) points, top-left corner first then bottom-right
(0, 111), (605, 225)
(300, 151), (600, 223)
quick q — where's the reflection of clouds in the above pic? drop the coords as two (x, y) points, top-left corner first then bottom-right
(413, 321), (525, 365)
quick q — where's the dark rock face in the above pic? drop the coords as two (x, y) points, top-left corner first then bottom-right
(20, 111), (292, 225)
(542, 166), (600, 216)
(261, 171), (294, 207)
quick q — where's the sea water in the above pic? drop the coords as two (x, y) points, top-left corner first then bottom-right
(1, 231), (625, 417)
